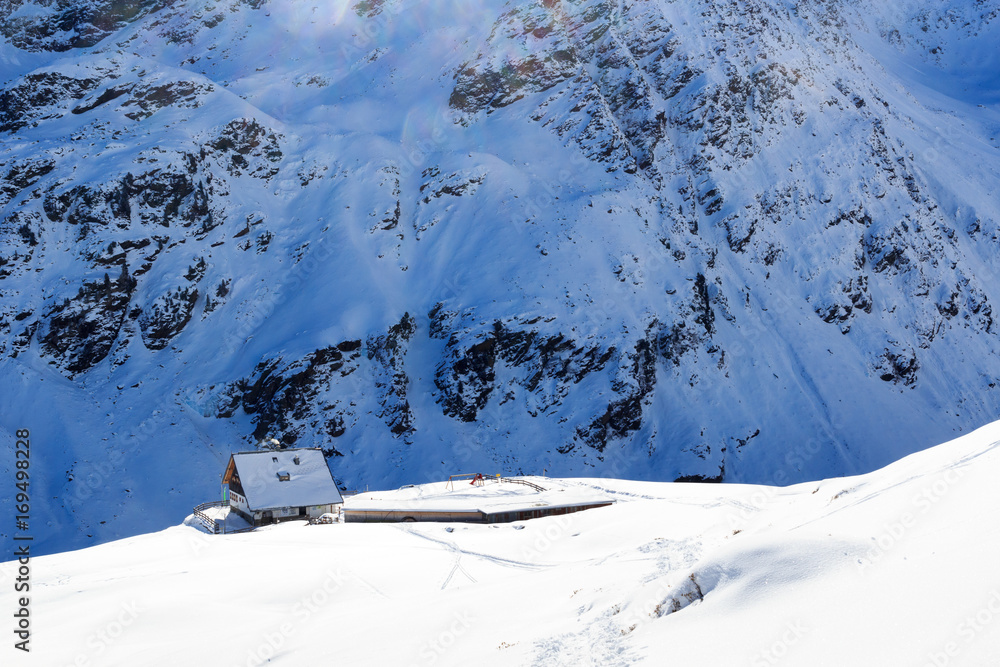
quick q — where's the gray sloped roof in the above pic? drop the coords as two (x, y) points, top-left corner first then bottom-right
(231, 448), (343, 511)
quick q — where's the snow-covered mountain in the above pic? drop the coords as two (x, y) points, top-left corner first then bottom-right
(1, 0), (1000, 555)
(3, 417), (999, 665)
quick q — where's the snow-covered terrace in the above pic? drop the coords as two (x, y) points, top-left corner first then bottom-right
(343, 476), (614, 523)
(191, 502), (254, 534)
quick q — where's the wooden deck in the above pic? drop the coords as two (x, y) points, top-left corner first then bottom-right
(192, 501), (255, 534)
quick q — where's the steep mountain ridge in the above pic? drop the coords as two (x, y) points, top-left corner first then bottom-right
(1, 0), (999, 555)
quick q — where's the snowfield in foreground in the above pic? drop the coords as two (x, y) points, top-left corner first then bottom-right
(4, 422), (1000, 666)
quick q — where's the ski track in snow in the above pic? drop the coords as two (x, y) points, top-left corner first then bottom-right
(397, 524), (552, 576)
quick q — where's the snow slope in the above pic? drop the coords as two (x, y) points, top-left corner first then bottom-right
(3, 420), (999, 666)
(1, 0), (1000, 556)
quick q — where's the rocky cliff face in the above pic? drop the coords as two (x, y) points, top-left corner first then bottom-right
(2, 0), (1000, 554)
(0, 0), (170, 51)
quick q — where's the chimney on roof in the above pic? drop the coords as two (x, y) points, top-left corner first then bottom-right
(293, 455), (300, 465)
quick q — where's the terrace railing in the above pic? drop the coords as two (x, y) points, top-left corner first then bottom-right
(500, 477), (546, 492)
(193, 500), (226, 534)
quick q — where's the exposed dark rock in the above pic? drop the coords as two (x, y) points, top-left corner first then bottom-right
(204, 118), (282, 180)
(434, 315), (617, 425)
(0, 210), (43, 277)
(42, 163), (214, 234)
(237, 343), (364, 446)
(0, 71), (101, 133)
(419, 167), (485, 204)
(674, 473), (723, 483)
(436, 336), (497, 423)
(414, 167), (486, 236)
(0, 158), (56, 207)
(876, 347), (919, 387)
(493, 321), (615, 395)
(353, 0), (388, 18)
(449, 3), (576, 114)
(815, 276), (872, 334)
(39, 265), (136, 375)
(121, 79), (214, 121)
(71, 85), (131, 115)
(369, 165), (401, 232)
(367, 312), (416, 438)
(724, 215), (755, 253)
(138, 285), (199, 350)
(576, 329), (657, 453)
(692, 274), (714, 335)
(0, 0), (171, 52)
(203, 279), (231, 315)
(428, 302), (456, 340)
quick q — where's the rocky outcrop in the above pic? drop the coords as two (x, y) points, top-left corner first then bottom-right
(575, 330), (656, 453)
(0, 0), (169, 52)
(367, 313), (416, 438)
(0, 71), (103, 132)
(204, 118), (282, 180)
(231, 340), (366, 450)
(38, 265), (136, 375)
(433, 308), (607, 423)
(875, 346), (920, 387)
(435, 329), (498, 423)
(138, 280), (199, 351)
